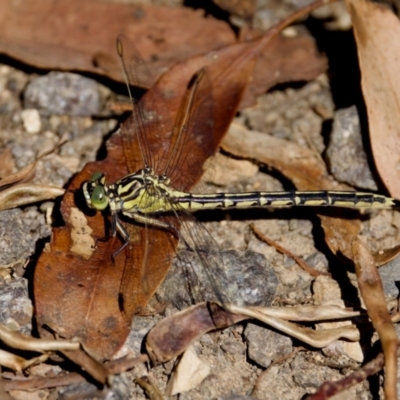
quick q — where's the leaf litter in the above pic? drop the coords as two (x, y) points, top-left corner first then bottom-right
(0, 0), (399, 399)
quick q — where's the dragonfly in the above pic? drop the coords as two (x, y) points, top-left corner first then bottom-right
(82, 35), (400, 311)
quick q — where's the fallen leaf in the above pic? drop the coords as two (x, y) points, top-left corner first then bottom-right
(352, 238), (398, 400)
(372, 244), (400, 266)
(213, 0), (256, 20)
(34, 133), (135, 361)
(61, 349), (108, 384)
(166, 346), (210, 396)
(0, 0), (326, 110)
(135, 376), (164, 400)
(146, 301), (363, 364)
(0, 0), (234, 86)
(0, 184), (64, 212)
(2, 354), (148, 392)
(0, 148), (15, 179)
(0, 324), (79, 353)
(239, 32), (327, 108)
(146, 303), (247, 364)
(0, 349), (47, 372)
(346, 0), (400, 198)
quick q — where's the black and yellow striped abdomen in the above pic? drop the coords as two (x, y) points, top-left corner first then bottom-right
(172, 190), (400, 211)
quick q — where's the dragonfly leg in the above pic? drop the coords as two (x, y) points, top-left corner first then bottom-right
(112, 219), (130, 262)
(94, 211), (118, 247)
(111, 212), (182, 261)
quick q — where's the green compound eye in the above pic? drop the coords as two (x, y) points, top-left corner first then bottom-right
(91, 185), (108, 210)
(90, 172), (103, 182)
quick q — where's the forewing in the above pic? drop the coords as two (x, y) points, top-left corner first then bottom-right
(163, 67), (216, 191)
(117, 34), (171, 172)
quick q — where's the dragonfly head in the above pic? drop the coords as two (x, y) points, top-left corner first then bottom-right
(82, 172), (109, 211)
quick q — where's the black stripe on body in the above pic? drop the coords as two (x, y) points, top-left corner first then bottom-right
(174, 191), (400, 209)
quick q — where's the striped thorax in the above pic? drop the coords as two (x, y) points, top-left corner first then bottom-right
(82, 168), (177, 216)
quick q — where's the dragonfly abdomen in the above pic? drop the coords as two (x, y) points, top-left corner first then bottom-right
(173, 190), (400, 210)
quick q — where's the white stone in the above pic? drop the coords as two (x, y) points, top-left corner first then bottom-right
(21, 109), (41, 134)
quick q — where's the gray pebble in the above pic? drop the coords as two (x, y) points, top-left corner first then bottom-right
(326, 106), (378, 190)
(58, 374), (130, 400)
(244, 323), (292, 368)
(24, 72), (100, 116)
(158, 249), (278, 309)
(221, 338), (246, 355)
(0, 208), (48, 266)
(218, 395), (254, 400)
(379, 255), (400, 298)
(0, 277), (32, 335)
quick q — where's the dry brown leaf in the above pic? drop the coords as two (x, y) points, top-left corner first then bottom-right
(0, 349), (48, 372)
(0, 148), (15, 179)
(135, 376), (164, 400)
(352, 238), (398, 400)
(61, 349), (108, 384)
(250, 305), (361, 321)
(0, 184), (64, 211)
(225, 304), (361, 348)
(346, 0), (400, 198)
(0, 138), (66, 191)
(146, 303), (247, 364)
(213, 0), (256, 20)
(0, 0), (234, 87)
(223, 123), (345, 191)
(34, 133), (134, 361)
(372, 244), (400, 266)
(166, 346), (210, 396)
(0, 324), (79, 353)
(239, 31), (327, 109)
(2, 354), (148, 392)
(0, 0), (327, 110)
(146, 301), (363, 364)
(0, 160), (38, 191)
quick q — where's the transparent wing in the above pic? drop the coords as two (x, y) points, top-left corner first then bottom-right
(166, 199), (234, 307)
(118, 35), (219, 192)
(163, 67), (218, 192)
(117, 34), (169, 172)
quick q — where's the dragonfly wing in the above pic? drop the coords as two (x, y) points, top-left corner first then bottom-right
(163, 67), (218, 192)
(117, 34), (172, 173)
(165, 201), (234, 307)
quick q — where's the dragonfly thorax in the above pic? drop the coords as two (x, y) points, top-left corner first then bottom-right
(82, 169), (176, 215)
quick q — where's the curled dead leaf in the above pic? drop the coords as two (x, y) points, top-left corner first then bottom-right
(351, 237), (398, 399)
(0, 323), (79, 353)
(0, 349), (48, 372)
(146, 303), (246, 364)
(372, 244), (400, 266)
(0, 184), (64, 212)
(146, 301), (363, 364)
(347, 0), (400, 198)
